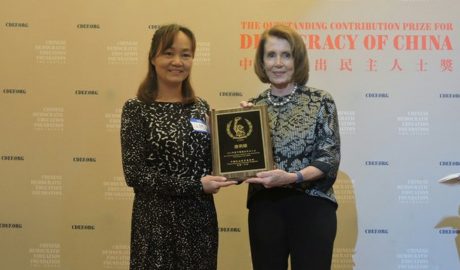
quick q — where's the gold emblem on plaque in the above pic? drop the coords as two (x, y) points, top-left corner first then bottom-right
(226, 116), (253, 139)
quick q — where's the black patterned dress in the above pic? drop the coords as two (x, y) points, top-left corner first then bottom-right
(120, 97), (217, 270)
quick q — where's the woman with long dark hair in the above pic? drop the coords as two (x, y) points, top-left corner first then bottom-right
(121, 24), (235, 270)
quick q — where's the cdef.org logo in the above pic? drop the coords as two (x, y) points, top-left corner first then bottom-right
(3, 88), (27, 94)
(365, 92), (389, 98)
(73, 157), (96, 162)
(148, 24), (161, 30)
(5, 22), (28, 28)
(439, 161), (460, 166)
(364, 228), (389, 234)
(75, 89), (98, 95)
(219, 91), (243, 97)
(1, 223), (23, 229)
(72, 224), (96, 230)
(219, 227), (241, 233)
(439, 93), (460, 98)
(365, 161), (389, 166)
(1, 155), (24, 161)
(77, 24), (100, 29)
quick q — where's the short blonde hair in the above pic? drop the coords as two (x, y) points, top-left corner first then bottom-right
(254, 25), (309, 85)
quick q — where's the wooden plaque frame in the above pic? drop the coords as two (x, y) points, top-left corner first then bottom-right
(210, 105), (273, 180)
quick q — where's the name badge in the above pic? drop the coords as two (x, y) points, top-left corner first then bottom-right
(190, 118), (208, 133)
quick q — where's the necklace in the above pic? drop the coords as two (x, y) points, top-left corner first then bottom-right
(267, 85), (298, 106)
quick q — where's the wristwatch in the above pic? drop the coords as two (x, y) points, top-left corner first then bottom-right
(295, 171), (304, 184)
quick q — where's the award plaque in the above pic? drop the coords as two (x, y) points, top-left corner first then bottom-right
(211, 105), (273, 180)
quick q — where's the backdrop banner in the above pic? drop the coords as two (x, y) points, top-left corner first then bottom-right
(1, 0), (459, 269)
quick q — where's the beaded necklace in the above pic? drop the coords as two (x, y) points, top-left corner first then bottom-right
(267, 85), (298, 106)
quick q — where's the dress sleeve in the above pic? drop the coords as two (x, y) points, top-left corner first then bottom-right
(310, 92), (341, 180)
(120, 99), (203, 196)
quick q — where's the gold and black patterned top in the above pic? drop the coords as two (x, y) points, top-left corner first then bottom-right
(248, 85), (341, 206)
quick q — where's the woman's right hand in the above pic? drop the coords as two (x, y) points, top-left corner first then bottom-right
(239, 101), (254, 108)
(201, 175), (237, 194)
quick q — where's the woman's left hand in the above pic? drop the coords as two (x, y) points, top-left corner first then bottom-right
(245, 169), (296, 188)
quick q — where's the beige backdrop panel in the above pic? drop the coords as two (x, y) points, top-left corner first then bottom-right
(2, 0), (459, 270)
